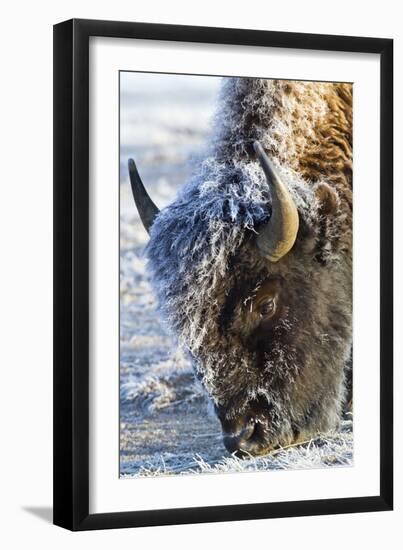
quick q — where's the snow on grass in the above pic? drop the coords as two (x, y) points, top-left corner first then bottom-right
(121, 418), (353, 478)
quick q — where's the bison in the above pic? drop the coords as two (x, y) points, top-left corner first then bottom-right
(128, 77), (353, 456)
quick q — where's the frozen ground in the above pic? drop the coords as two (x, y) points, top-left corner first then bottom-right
(119, 72), (353, 478)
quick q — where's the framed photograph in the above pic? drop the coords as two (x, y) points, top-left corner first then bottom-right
(53, 19), (393, 531)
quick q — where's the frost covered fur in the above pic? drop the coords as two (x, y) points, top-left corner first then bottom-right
(146, 78), (352, 453)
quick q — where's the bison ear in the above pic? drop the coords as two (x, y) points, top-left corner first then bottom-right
(312, 182), (342, 265)
(314, 182), (339, 217)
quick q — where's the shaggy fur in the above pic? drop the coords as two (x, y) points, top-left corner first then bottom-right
(146, 78), (352, 453)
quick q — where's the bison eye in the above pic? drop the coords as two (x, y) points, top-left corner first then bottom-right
(259, 298), (276, 317)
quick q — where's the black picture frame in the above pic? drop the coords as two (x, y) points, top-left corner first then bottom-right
(53, 18), (393, 531)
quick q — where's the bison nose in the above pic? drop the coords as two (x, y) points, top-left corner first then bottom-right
(222, 416), (258, 455)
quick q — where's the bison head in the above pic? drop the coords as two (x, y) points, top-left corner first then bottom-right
(128, 141), (352, 456)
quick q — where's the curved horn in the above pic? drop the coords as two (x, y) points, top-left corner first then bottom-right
(253, 141), (299, 262)
(128, 158), (160, 234)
